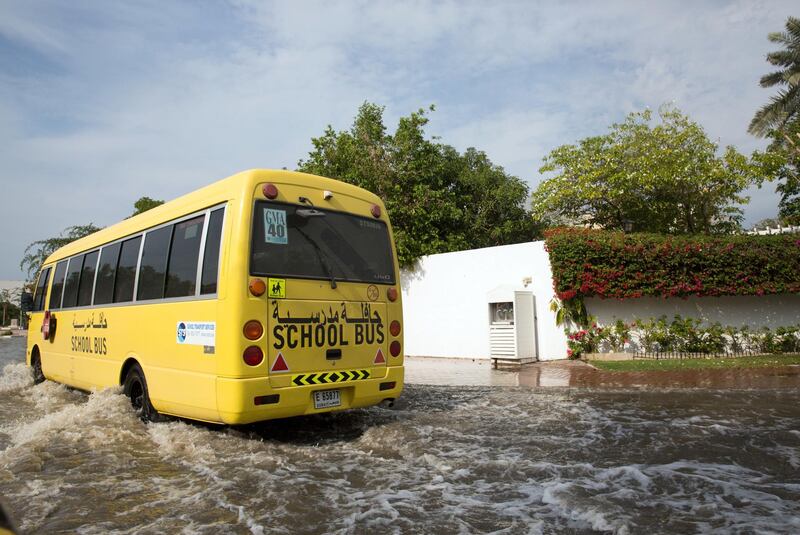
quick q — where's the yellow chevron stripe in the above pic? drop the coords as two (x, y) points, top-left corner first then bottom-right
(292, 369), (371, 386)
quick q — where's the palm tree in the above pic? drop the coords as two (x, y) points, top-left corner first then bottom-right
(748, 16), (800, 137)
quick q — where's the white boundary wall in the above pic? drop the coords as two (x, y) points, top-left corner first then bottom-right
(401, 241), (800, 361)
(401, 242), (568, 361)
(587, 294), (800, 331)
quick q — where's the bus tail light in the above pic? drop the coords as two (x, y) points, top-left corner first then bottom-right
(379, 381), (396, 391)
(249, 278), (266, 296)
(263, 183), (279, 199)
(390, 341), (401, 357)
(370, 204), (381, 218)
(387, 287), (398, 302)
(244, 320), (263, 340)
(390, 320), (401, 337)
(243, 346), (264, 366)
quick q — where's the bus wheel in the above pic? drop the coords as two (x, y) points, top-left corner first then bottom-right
(31, 351), (45, 384)
(123, 364), (161, 422)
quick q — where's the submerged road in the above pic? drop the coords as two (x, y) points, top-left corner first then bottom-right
(1, 337), (799, 534)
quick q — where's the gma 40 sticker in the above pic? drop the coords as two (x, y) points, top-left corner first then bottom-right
(268, 278), (286, 298)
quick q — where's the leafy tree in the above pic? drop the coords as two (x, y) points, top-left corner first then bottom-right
(749, 16), (800, 225)
(748, 16), (800, 137)
(750, 217), (783, 230)
(19, 224), (102, 281)
(0, 287), (21, 327)
(764, 123), (800, 225)
(20, 195), (165, 281)
(131, 196), (164, 217)
(533, 106), (771, 234)
(298, 102), (539, 266)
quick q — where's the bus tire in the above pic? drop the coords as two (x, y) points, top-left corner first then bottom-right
(123, 364), (162, 422)
(31, 349), (45, 384)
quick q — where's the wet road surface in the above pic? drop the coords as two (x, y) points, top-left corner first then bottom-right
(2, 337), (799, 534)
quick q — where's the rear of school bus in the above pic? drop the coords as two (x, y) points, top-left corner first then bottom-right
(216, 170), (404, 424)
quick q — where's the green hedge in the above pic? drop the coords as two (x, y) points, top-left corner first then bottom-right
(545, 228), (800, 300)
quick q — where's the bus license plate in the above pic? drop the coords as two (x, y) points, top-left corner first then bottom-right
(313, 389), (341, 409)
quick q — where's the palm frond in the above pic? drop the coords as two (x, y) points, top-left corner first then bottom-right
(785, 16), (800, 37)
(767, 48), (800, 66)
(749, 95), (789, 136)
(759, 69), (788, 88)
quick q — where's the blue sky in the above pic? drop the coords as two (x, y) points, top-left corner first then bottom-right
(0, 0), (796, 279)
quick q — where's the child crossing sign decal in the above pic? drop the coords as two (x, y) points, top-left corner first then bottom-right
(263, 208), (288, 244)
(268, 278), (286, 298)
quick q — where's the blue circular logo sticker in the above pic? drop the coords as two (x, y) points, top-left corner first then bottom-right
(177, 322), (187, 343)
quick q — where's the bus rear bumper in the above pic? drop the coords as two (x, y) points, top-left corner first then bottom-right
(215, 366), (404, 425)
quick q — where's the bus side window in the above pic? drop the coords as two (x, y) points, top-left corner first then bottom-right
(165, 215), (204, 298)
(62, 255), (84, 309)
(32, 266), (52, 312)
(114, 236), (141, 303)
(137, 225), (172, 301)
(94, 242), (121, 305)
(77, 250), (99, 307)
(200, 208), (224, 294)
(49, 261), (68, 309)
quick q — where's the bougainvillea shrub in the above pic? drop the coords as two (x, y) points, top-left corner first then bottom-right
(545, 228), (800, 300)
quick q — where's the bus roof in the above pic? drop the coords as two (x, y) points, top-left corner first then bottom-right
(41, 169), (382, 266)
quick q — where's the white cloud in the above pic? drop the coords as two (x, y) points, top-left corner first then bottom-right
(0, 0), (795, 278)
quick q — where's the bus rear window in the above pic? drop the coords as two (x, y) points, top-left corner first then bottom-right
(250, 201), (395, 285)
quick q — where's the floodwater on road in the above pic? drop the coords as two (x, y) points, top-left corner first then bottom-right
(2, 336), (800, 534)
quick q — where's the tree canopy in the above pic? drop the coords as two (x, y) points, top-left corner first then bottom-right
(532, 106), (772, 234)
(298, 102), (540, 266)
(20, 195), (165, 280)
(131, 196), (164, 217)
(20, 223), (102, 280)
(748, 16), (800, 137)
(749, 16), (800, 225)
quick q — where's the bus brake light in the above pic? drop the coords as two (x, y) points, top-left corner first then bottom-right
(390, 320), (401, 336)
(390, 341), (401, 357)
(243, 346), (264, 366)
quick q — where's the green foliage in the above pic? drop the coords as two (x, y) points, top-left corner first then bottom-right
(748, 16), (800, 137)
(604, 319), (632, 352)
(545, 228), (800, 300)
(20, 195), (163, 281)
(533, 105), (772, 234)
(0, 288), (21, 327)
(765, 124), (800, 225)
(298, 102), (541, 266)
(131, 196), (164, 217)
(19, 224), (102, 281)
(592, 354), (800, 372)
(549, 296), (588, 329)
(583, 315), (800, 358)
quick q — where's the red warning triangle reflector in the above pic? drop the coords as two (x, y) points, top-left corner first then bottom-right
(271, 352), (289, 373)
(374, 348), (386, 364)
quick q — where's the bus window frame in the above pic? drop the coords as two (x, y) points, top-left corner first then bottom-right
(248, 199), (397, 286)
(41, 202), (227, 312)
(49, 260), (69, 310)
(32, 266), (52, 312)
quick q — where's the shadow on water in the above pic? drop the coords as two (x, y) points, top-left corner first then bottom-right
(236, 384), (489, 445)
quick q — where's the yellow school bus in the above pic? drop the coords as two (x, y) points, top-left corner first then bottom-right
(25, 170), (404, 424)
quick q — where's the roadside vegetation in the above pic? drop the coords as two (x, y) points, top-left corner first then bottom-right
(591, 354), (800, 372)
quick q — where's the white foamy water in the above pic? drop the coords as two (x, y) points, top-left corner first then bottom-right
(1, 336), (799, 533)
